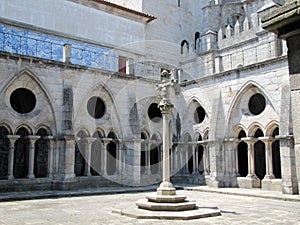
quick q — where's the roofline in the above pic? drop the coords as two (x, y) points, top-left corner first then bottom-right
(91, 0), (156, 22)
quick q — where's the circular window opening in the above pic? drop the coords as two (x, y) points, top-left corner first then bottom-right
(248, 93), (266, 115)
(194, 106), (205, 123)
(10, 88), (36, 114)
(87, 97), (106, 119)
(148, 103), (162, 123)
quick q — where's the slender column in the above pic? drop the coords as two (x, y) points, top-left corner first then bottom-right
(146, 142), (151, 175)
(118, 143), (123, 174)
(101, 138), (111, 176)
(223, 138), (230, 177)
(241, 137), (257, 178)
(197, 140), (208, 175)
(185, 144), (189, 173)
(53, 137), (62, 179)
(122, 144), (127, 173)
(46, 136), (54, 178)
(85, 137), (96, 176)
(7, 135), (20, 180)
(174, 148), (178, 174)
(259, 137), (275, 179)
(156, 69), (177, 195)
(162, 114), (170, 182)
(27, 135), (41, 179)
(234, 140), (240, 176)
(193, 146), (198, 174)
(203, 142), (210, 175)
(115, 143), (120, 175)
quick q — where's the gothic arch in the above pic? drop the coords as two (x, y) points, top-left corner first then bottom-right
(233, 124), (248, 137)
(94, 128), (105, 138)
(248, 123), (264, 137)
(0, 122), (13, 134)
(265, 121), (279, 136)
(141, 130), (150, 140)
(1, 67), (57, 134)
(74, 81), (123, 138)
(226, 80), (278, 137)
(75, 128), (91, 139)
(183, 96), (211, 124)
(35, 125), (52, 136)
(181, 40), (189, 54)
(14, 124), (33, 135)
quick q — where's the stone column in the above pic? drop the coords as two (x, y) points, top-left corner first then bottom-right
(233, 140), (240, 177)
(262, 0), (300, 194)
(203, 141), (211, 185)
(101, 138), (111, 176)
(241, 137), (256, 178)
(146, 141), (151, 175)
(46, 136), (54, 178)
(239, 137), (260, 188)
(174, 147), (178, 173)
(85, 137), (96, 176)
(115, 142), (120, 175)
(185, 143), (189, 174)
(193, 145), (198, 174)
(259, 137), (275, 179)
(7, 135), (20, 179)
(276, 135), (298, 194)
(118, 143), (123, 175)
(63, 135), (76, 179)
(27, 135), (41, 179)
(123, 139), (142, 185)
(162, 114), (171, 182)
(207, 139), (224, 188)
(156, 70), (177, 195)
(53, 137), (62, 179)
(223, 138), (230, 183)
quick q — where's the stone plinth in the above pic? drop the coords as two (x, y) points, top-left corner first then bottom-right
(136, 199), (196, 211)
(237, 177), (261, 189)
(113, 207), (221, 220)
(262, 179), (283, 192)
(146, 193), (187, 203)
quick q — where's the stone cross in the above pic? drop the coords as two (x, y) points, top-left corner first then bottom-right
(156, 70), (178, 195)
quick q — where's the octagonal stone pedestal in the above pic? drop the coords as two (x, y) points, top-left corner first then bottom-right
(136, 198), (196, 211)
(113, 191), (221, 220)
(112, 205), (221, 220)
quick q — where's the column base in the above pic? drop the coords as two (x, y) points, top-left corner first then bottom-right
(157, 181), (176, 195)
(207, 177), (224, 188)
(262, 178), (282, 192)
(27, 174), (35, 179)
(263, 174), (275, 179)
(237, 176), (261, 188)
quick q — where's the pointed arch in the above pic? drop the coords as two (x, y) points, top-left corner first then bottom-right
(265, 121), (279, 136)
(1, 67), (58, 134)
(248, 122), (264, 137)
(15, 124), (33, 135)
(35, 125), (52, 136)
(74, 80), (123, 138)
(233, 124), (247, 137)
(181, 40), (189, 54)
(227, 80), (278, 123)
(0, 122), (13, 134)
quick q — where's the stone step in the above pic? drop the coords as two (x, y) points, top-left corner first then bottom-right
(146, 193), (187, 203)
(136, 198), (196, 211)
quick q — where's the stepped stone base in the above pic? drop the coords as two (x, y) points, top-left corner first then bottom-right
(136, 198), (196, 211)
(113, 206), (221, 220)
(146, 193), (187, 203)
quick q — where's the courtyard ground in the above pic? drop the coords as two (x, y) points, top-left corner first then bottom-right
(0, 186), (299, 225)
